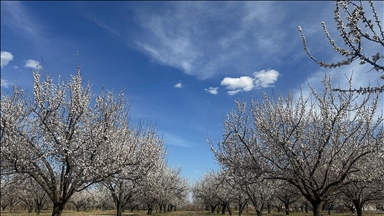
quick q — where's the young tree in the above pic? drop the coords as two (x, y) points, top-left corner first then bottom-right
(0, 68), (157, 216)
(298, 0), (384, 93)
(211, 75), (383, 216)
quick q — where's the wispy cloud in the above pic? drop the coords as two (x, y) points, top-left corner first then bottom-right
(1, 51), (14, 68)
(221, 69), (280, 95)
(90, 2), (294, 80)
(205, 87), (219, 95)
(24, 59), (42, 69)
(163, 132), (190, 147)
(1, 2), (44, 43)
(1, 79), (11, 88)
(174, 82), (183, 88)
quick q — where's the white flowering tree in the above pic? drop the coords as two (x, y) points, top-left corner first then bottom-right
(0, 177), (20, 212)
(102, 126), (166, 216)
(138, 161), (189, 215)
(298, 0), (384, 93)
(339, 153), (384, 216)
(192, 171), (220, 213)
(0, 68), (157, 216)
(214, 171), (235, 215)
(273, 180), (301, 215)
(211, 76), (383, 216)
(12, 174), (48, 214)
(223, 173), (249, 216)
(69, 189), (94, 212)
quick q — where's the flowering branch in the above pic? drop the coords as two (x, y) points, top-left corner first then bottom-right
(298, 0), (384, 93)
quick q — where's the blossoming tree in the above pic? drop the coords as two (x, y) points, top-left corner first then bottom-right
(0, 68), (163, 216)
(211, 76), (383, 216)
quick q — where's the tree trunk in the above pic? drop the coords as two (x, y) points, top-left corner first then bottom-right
(285, 203), (290, 215)
(267, 202), (271, 214)
(227, 203), (232, 215)
(111, 191), (124, 216)
(222, 203), (227, 214)
(35, 200), (45, 215)
(311, 202), (324, 216)
(28, 204), (33, 213)
(238, 202), (247, 216)
(51, 203), (65, 216)
(354, 201), (363, 216)
(211, 204), (216, 213)
(277, 206), (281, 213)
(117, 205), (123, 216)
(147, 203), (153, 215)
(1, 205), (8, 211)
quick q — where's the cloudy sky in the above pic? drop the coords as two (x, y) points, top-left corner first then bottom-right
(1, 1), (383, 183)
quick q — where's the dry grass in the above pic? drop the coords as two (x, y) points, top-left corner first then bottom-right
(1, 210), (383, 216)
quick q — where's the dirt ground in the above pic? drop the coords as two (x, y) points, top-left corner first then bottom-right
(1, 210), (384, 216)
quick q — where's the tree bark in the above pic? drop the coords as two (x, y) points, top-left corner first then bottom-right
(210, 204), (216, 213)
(227, 203), (232, 215)
(285, 203), (290, 215)
(222, 203), (227, 214)
(311, 202), (324, 216)
(147, 203), (153, 215)
(51, 203), (65, 216)
(354, 201), (363, 216)
(267, 202), (271, 214)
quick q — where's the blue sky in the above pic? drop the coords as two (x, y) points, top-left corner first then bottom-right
(1, 1), (383, 184)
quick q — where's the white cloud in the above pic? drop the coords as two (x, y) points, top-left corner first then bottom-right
(1, 79), (11, 88)
(220, 69), (280, 95)
(174, 82), (183, 88)
(221, 76), (254, 95)
(24, 59), (42, 69)
(205, 87), (219, 95)
(13, 66), (18, 69)
(254, 69), (280, 88)
(1, 51), (14, 68)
